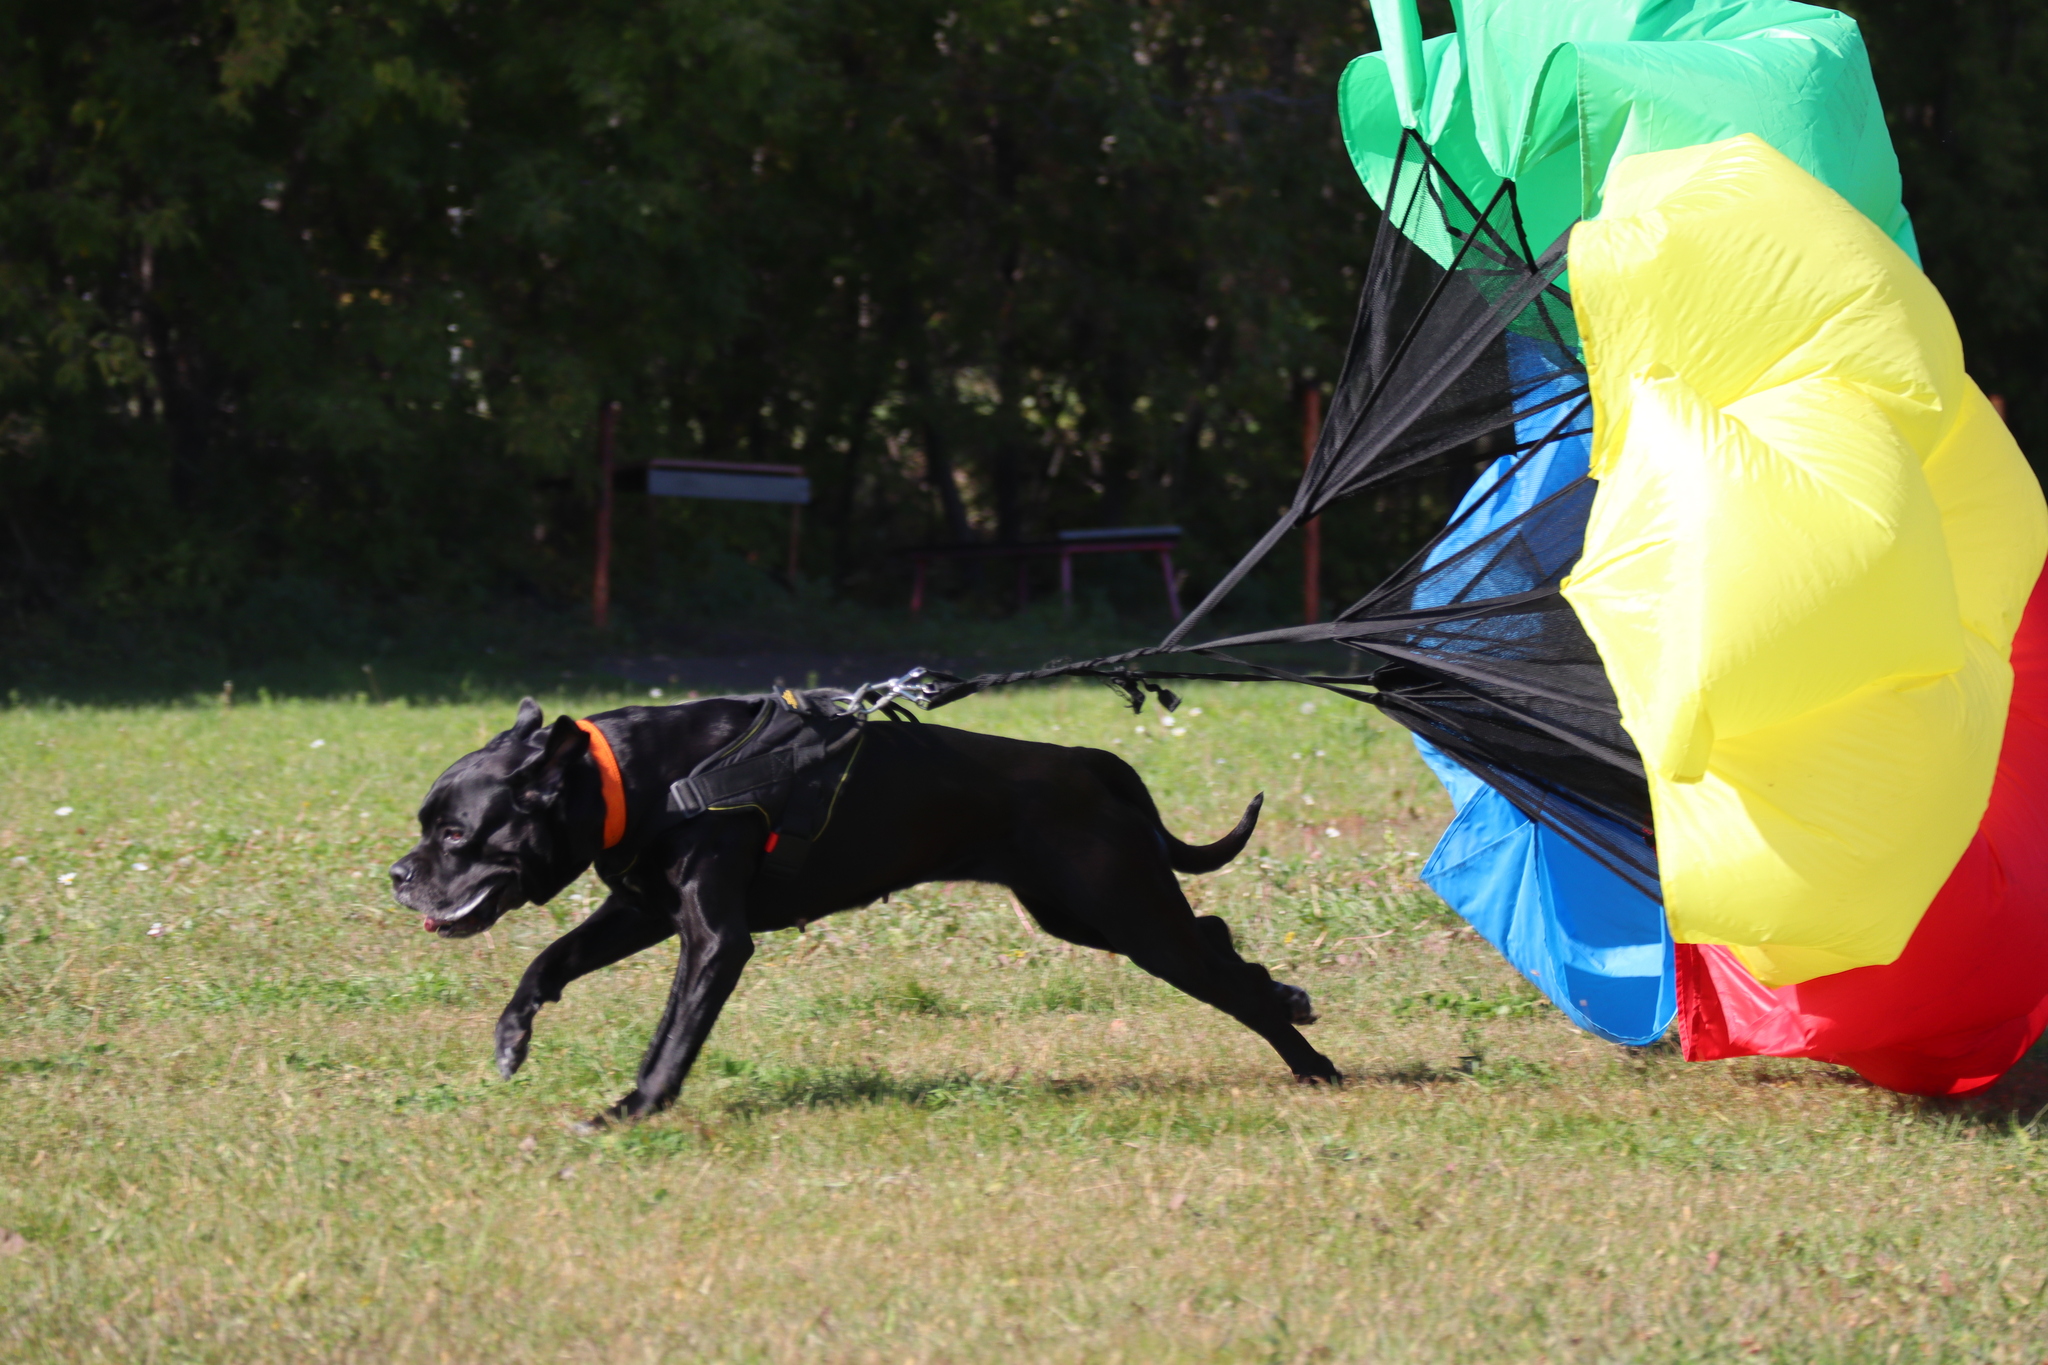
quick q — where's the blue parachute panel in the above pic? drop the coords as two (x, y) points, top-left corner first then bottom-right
(1416, 738), (1674, 1044)
(1410, 334), (1675, 1045)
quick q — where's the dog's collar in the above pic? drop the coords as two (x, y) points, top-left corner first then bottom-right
(573, 719), (628, 849)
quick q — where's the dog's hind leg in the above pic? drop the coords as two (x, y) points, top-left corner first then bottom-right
(1115, 924), (1340, 1082)
(1025, 865), (1338, 1083)
(1192, 914), (1316, 1025)
(496, 893), (676, 1078)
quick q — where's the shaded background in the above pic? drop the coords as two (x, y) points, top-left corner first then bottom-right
(1, 0), (2041, 694)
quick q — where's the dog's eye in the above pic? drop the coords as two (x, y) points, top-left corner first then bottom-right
(440, 826), (465, 845)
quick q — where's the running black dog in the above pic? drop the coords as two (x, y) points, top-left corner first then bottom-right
(390, 696), (1337, 1126)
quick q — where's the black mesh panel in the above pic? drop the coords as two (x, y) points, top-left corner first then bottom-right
(918, 132), (1659, 898)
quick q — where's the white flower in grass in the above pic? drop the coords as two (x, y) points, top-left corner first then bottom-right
(1298, 702), (1317, 715)
(648, 687), (664, 698)
(131, 862), (150, 872)
(1134, 725), (1146, 735)
(9, 856), (27, 866)
(1325, 827), (1342, 838)
(1189, 707), (1203, 717)
(57, 872), (76, 885)
(309, 739), (326, 749)
(54, 806), (73, 817)
(147, 923), (166, 937)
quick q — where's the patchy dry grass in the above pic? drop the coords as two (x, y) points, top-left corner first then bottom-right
(3, 684), (2048, 1363)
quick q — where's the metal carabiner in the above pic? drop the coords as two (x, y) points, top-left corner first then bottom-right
(836, 666), (946, 715)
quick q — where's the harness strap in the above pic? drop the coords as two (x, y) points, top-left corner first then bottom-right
(574, 718), (628, 849)
(662, 692), (866, 879)
(667, 739), (836, 818)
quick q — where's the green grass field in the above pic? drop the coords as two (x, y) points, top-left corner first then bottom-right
(4, 684), (2048, 1363)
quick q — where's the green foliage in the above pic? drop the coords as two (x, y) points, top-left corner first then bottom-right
(0, 0), (1407, 645)
(1842, 2), (2048, 462)
(0, 3), (2038, 671)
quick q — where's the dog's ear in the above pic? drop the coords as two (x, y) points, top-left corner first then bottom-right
(508, 697), (545, 744)
(511, 715), (590, 812)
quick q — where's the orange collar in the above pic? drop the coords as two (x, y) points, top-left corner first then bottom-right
(573, 718), (628, 849)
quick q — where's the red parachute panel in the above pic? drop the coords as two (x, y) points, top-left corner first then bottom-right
(1677, 567), (2048, 1095)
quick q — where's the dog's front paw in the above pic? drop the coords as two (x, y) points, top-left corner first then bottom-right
(494, 1011), (534, 1079)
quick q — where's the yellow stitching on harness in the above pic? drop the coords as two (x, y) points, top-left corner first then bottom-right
(699, 704), (771, 772)
(812, 732), (866, 839)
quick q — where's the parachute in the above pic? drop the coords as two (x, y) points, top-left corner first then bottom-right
(920, 0), (2048, 1096)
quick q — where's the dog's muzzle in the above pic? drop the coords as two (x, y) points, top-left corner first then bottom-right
(420, 881), (502, 933)
(390, 857), (512, 935)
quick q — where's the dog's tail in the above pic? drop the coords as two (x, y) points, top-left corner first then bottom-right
(1166, 792), (1263, 874)
(1077, 748), (1263, 874)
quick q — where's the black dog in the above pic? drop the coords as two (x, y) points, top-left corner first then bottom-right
(390, 697), (1338, 1125)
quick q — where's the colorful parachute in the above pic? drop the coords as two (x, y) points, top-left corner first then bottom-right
(924, 0), (2048, 1095)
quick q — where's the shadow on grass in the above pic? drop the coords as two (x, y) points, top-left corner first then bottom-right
(1363, 1060), (1467, 1087)
(706, 1060), (1100, 1117)
(1358, 1054), (1558, 1089)
(1730, 1056), (1878, 1091)
(0, 575), (1209, 708)
(695, 1053), (1305, 1120)
(1910, 1030), (2048, 1132)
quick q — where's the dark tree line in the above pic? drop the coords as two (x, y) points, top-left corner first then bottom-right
(1, 1), (2041, 646)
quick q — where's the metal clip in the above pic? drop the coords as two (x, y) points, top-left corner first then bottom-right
(837, 666), (947, 715)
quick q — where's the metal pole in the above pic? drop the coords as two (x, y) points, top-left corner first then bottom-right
(1303, 386), (1323, 625)
(592, 399), (621, 629)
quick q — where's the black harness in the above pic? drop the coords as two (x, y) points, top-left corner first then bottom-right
(664, 688), (869, 880)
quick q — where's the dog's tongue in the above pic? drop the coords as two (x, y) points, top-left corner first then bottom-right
(422, 916), (437, 933)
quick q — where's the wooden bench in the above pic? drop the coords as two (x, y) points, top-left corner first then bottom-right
(899, 526), (1183, 620)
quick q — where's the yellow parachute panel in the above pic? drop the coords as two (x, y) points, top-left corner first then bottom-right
(1562, 135), (2046, 986)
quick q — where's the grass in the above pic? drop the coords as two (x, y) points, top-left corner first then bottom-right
(3, 682), (2048, 1362)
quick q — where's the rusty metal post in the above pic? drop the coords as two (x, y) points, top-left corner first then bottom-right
(1161, 550), (1183, 622)
(1302, 386), (1323, 625)
(592, 399), (621, 629)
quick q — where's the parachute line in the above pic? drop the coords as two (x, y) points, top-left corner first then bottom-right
(920, 133), (1660, 894)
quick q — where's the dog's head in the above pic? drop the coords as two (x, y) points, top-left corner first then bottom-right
(390, 699), (596, 937)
